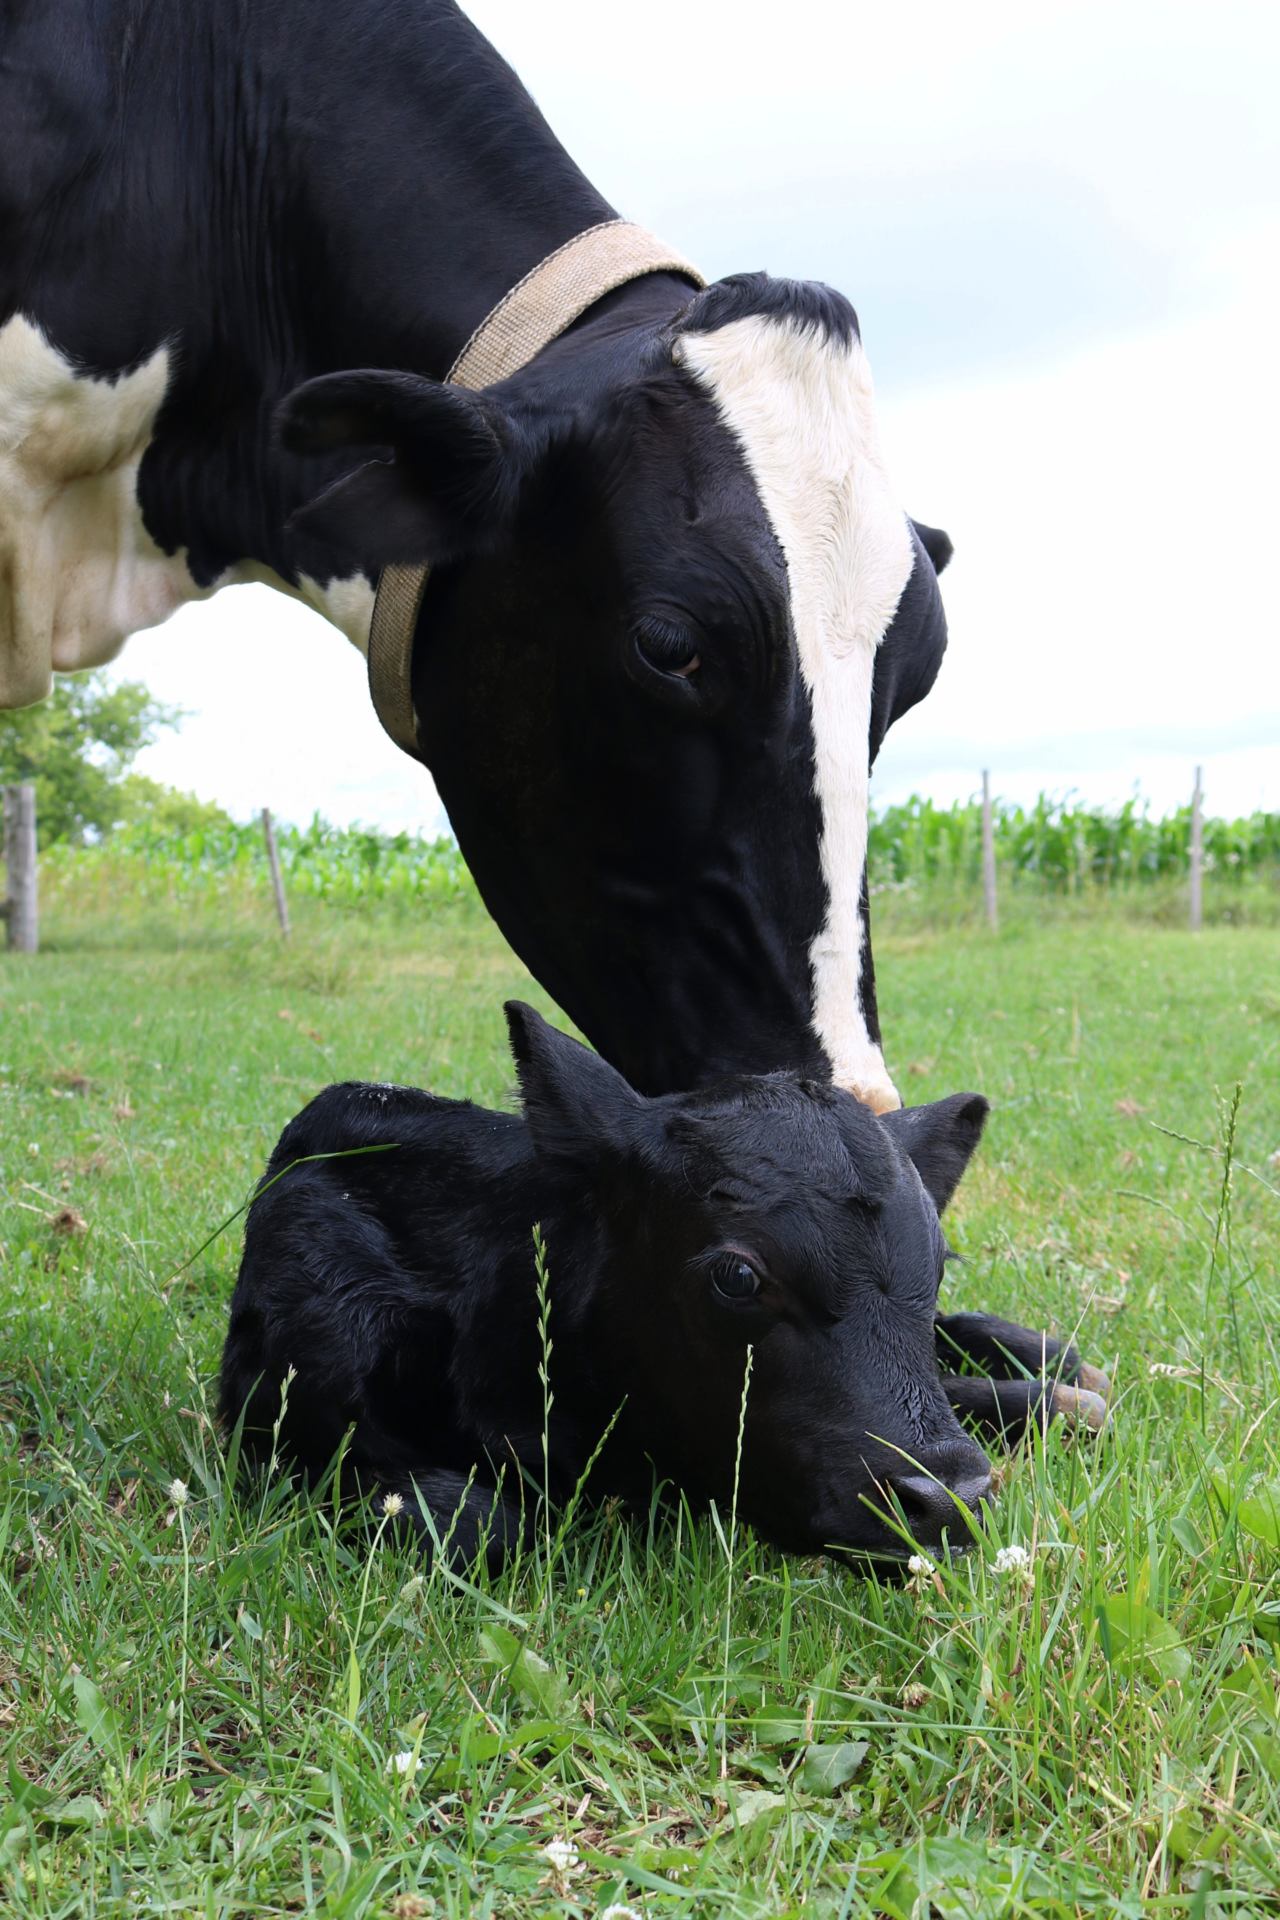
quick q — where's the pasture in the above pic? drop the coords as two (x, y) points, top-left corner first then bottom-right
(2, 853), (1278, 1916)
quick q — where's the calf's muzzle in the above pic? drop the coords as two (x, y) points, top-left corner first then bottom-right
(882, 1448), (994, 1551)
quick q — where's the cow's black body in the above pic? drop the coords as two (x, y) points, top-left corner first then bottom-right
(221, 1006), (1099, 1568)
(1, 0), (954, 1101)
(2, 0), (618, 587)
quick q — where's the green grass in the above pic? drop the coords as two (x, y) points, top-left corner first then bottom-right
(2, 877), (1279, 1917)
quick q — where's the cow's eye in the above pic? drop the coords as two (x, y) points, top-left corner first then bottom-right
(709, 1255), (762, 1302)
(634, 616), (701, 680)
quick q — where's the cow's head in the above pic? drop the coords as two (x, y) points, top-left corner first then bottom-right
(281, 275), (953, 1108)
(506, 1002), (992, 1560)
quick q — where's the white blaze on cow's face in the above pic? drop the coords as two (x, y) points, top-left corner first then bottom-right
(0, 314), (373, 709)
(676, 316), (914, 1113)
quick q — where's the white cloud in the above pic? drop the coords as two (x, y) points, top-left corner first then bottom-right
(873, 269), (1280, 814)
(123, 592), (448, 836)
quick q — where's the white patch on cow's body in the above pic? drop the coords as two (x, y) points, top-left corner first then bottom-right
(0, 314), (374, 707)
(298, 571), (376, 653)
(0, 316), (204, 705)
(677, 315), (913, 1112)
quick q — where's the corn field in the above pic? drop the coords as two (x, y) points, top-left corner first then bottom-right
(39, 816), (473, 912)
(868, 793), (1279, 893)
(33, 796), (1279, 919)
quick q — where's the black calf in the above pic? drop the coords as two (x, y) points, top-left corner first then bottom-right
(220, 1006), (1095, 1568)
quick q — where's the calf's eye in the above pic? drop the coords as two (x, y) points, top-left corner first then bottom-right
(709, 1256), (762, 1302)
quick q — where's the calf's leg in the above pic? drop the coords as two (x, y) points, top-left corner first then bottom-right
(942, 1372), (1109, 1445)
(936, 1311), (1111, 1443)
(384, 1468), (531, 1575)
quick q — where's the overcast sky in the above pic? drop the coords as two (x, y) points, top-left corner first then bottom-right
(120, 0), (1279, 827)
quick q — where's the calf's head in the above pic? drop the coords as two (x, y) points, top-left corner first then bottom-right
(508, 1004), (993, 1560)
(281, 274), (953, 1110)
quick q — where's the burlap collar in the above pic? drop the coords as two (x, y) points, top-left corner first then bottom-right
(367, 219), (705, 759)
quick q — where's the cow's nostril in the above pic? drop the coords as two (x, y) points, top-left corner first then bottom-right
(952, 1469), (995, 1514)
(887, 1466), (993, 1545)
(890, 1473), (960, 1532)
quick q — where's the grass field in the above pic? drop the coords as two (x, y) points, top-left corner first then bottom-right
(2, 875), (1279, 1917)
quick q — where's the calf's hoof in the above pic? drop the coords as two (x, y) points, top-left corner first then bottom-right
(1049, 1384), (1110, 1434)
(1075, 1361), (1112, 1398)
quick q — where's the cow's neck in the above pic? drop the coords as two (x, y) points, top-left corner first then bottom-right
(194, 0), (619, 380)
(145, 2), (692, 597)
(0, 0), (694, 695)
(271, 54), (615, 375)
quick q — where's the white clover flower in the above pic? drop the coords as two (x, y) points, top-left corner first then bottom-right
(168, 1477), (189, 1508)
(905, 1551), (938, 1597)
(386, 1750), (421, 1776)
(994, 1542), (1035, 1589)
(601, 1906), (643, 1920)
(542, 1837), (581, 1875)
(381, 1491), (405, 1519)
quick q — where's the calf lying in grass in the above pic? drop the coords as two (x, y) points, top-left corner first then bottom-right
(221, 1004), (1108, 1567)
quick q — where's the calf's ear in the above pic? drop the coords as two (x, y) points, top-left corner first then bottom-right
(881, 1092), (989, 1212)
(279, 371), (537, 573)
(504, 1002), (642, 1171)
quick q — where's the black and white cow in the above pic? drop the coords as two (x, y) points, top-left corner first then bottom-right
(1, 0), (953, 1111)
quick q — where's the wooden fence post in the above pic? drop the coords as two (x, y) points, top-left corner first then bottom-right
(262, 807), (291, 938)
(2, 783), (39, 953)
(1189, 766), (1203, 932)
(981, 769), (998, 932)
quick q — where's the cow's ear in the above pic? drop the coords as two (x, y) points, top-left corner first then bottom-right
(911, 519), (954, 576)
(279, 371), (533, 571)
(881, 1091), (988, 1212)
(504, 1002), (641, 1171)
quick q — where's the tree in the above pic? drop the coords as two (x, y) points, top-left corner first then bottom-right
(114, 774), (236, 836)
(0, 672), (184, 845)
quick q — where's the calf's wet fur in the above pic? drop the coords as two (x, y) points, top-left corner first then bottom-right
(221, 1003), (1107, 1570)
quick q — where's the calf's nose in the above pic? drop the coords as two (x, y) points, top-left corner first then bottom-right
(886, 1456), (993, 1548)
